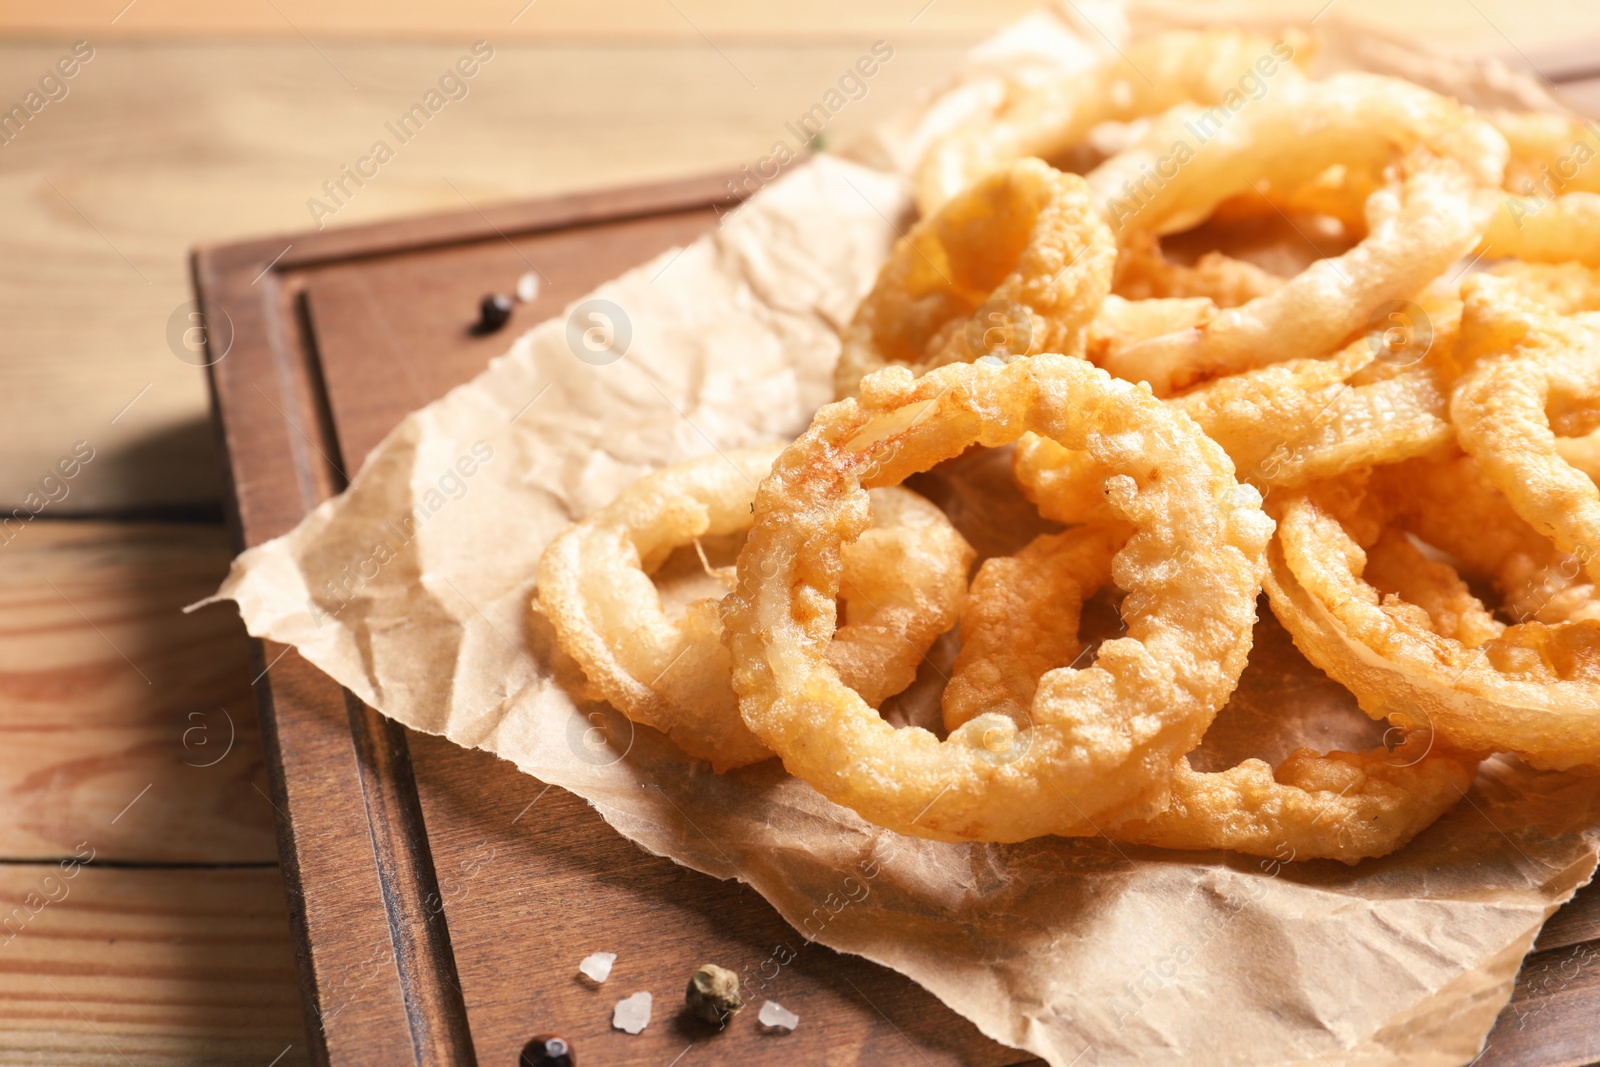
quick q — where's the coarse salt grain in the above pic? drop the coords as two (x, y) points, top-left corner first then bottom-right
(612, 991), (653, 1034)
(758, 1000), (798, 1032)
(578, 951), (616, 983)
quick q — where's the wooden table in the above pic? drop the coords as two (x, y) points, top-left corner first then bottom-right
(2, 0), (1598, 516)
(0, 8), (1019, 1063)
(3, 2), (1600, 1063)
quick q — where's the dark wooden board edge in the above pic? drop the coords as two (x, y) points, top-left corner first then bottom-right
(292, 282), (476, 1066)
(196, 170), (743, 282)
(192, 171), (760, 1067)
(194, 252), (478, 1067)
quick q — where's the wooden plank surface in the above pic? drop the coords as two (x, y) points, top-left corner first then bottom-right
(196, 233), (468, 1066)
(1479, 938), (1600, 1067)
(0, 39), (974, 513)
(0, 522), (277, 863)
(0, 866), (307, 1067)
(0, 0), (1595, 515)
(0, 0), (1037, 41)
(1, 0), (1596, 49)
(408, 732), (1026, 1067)
(0, 520), (302, 1063)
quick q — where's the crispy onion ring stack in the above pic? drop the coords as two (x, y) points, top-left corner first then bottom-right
(535, 30), (1600, 865)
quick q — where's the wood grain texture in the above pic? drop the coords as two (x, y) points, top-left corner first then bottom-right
(1537, 877), (1600, 954)
(409, 733), (1030, 1067)
(0, 865), (308, 1067)
(0, 521), (276, 863)
(302, 198), (728, 458)
(0, 0), (1036, 42)
(199, 233), (462, 1064)
(1478, 937), (1600, 1067)
(1, 0), (1593, 516)
(0, 39), (972, 513)
(2, 0), (1596, 50)
(248, 650), (450, 1067)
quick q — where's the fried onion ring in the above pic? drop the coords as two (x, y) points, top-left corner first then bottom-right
(833, 158), (1114, 399)
(1483, 193), (1600, 267)
(536, 447), (972, 771)
(1015, 313), (1456, 525)
(1489, 260), (1600, 314)
(914, 29), (1313, 215)
(1085, 74), (1505, 393)
(1086, 294), (1216, 367)
(1480, 111), (1600, 265)
(1453, 275), (1600, 582)
(1489, 110), (1600, 198)
(935, 514), (1475, 861)
(1377, 453), (1600, 627)
(1112, 231), (1287, 307)
(1106, 741), (1477, 863)
(940, 522), (1128, 736)
(1264, 459), (1600, 771)
(832, 486), (977, 707)
(1558, 428), (1600, 484)
(723, 355), (1273, 842)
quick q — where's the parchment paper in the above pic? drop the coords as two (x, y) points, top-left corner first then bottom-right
(208, 4), (1600, 1064)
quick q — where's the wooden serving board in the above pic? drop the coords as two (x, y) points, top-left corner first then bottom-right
(196, 172), (1600, 1067)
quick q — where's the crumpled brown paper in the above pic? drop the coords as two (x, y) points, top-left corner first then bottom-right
(209, 3), (1600, 1064)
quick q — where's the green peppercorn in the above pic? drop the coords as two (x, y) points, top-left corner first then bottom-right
(684, 963), (742, 1026)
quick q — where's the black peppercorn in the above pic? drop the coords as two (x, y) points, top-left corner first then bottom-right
(519, 1033), (574, 1067)
(476, 293), (515, 334)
